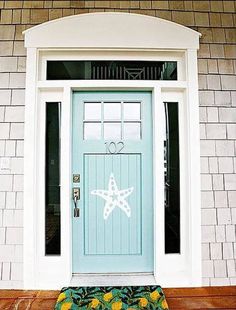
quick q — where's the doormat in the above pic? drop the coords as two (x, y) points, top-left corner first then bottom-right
(55, 286), (169, 309)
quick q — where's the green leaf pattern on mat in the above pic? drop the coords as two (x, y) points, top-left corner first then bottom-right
(55, 286), (169, 310)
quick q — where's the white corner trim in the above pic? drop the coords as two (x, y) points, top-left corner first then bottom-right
(24, 12), (201, 50)
(23, 47), (38, 288)
(186, 49), (202, 286)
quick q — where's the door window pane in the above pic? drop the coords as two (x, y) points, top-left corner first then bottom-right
(104, 122), (121, 140)
(45, 102), (61, 255)
(123, 122), (141, 140)
(84, 122), (101, 140)
(104, 102), (121, 120)
(124, 102), (141, 120)
(84, 102), (101, 120)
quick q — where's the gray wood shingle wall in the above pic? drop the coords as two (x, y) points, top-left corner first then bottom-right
(0, 0), (235, 288)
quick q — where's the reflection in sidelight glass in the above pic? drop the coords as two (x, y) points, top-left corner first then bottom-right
(164, 102), (180, 254)
(45, 102), (61, 255)
(123, 122), (141, 140)
(84, 122), (101, 140)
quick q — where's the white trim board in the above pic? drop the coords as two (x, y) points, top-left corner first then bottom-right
(23, 13), (201, 289)
(38, 50), (186, 82)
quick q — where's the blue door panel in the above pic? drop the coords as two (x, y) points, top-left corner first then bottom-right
(84, 154), (141, 255)
(72, 91), (153, 273)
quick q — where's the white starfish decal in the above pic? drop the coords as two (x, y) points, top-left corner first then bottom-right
(91, 173), (134, 220)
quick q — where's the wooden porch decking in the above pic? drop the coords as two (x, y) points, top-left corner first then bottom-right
(0, 287), (235, 309)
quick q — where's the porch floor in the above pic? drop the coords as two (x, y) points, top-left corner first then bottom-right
(0, 286), (235, 309)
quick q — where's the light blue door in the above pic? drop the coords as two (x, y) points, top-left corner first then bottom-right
(72, 91), (153, 273)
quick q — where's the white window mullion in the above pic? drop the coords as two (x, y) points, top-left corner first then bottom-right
(60, 86), (73, 284)
(153, 86), (165, 279)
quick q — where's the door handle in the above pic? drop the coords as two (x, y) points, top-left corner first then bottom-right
(73, 188), (80, 217)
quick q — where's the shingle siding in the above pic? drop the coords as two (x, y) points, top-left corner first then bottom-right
(0, 0), (235, 287)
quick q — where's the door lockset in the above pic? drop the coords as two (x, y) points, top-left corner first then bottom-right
(73, 187), (80, 217)
(73, 187), (80, 200)
(73, 174), (80, 183)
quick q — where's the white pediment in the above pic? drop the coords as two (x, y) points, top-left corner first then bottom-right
(24, 12), (200, 50)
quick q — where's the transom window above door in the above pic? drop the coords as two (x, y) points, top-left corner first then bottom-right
(83, 101), (142, 140)
(47, 61), (177, 80)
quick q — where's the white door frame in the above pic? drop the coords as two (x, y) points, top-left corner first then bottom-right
(23, 13), (201, 289)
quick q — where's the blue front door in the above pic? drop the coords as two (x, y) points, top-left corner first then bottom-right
(72, 91), (153, 273)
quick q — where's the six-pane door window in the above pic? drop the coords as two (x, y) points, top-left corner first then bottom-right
(83, 101), (142, 140)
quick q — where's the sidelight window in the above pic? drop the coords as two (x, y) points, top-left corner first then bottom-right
(164, 102), (180, 254)
(45, 102), (61, 255)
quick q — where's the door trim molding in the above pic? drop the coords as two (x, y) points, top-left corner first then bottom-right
(24, 81), (201, 289)
(23, 12), (200, 50)
(23, 13), (201, 289)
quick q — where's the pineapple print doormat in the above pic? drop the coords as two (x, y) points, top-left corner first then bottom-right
(55, 286), (169, 310)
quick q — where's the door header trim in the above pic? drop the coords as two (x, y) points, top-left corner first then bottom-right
(24, 12), (200, 49)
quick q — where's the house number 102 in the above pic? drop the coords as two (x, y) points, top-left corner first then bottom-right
(105, 142), (124, 154)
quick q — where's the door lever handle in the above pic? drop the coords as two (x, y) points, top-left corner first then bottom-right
(74, 195), (78, 207)
(73, 188), (80, 217)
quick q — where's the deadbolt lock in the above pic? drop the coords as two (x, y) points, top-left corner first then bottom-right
(73, 174), (80, 183)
